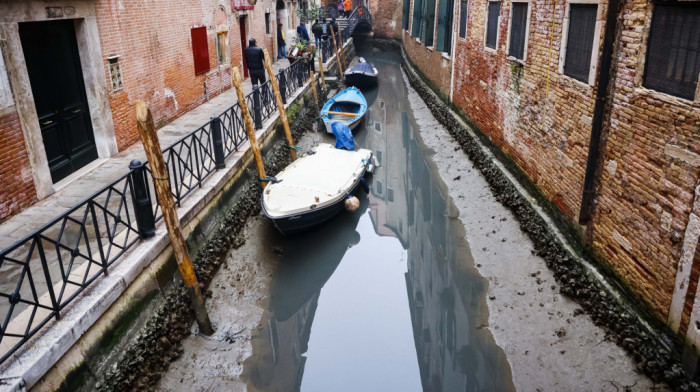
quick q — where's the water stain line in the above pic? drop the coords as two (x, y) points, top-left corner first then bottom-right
(378, 38), (699, 391)
(94, 98), (319, 392)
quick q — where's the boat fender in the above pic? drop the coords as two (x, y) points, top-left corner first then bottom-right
(360, 177), (370, 193)
(345, 195), (360, 212)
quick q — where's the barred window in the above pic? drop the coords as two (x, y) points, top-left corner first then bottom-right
(403, 0), (411, 30)
(422, 0), (437, 46)
(508, 2), (528, 59)
(459, 1), (468, 39)
(563, 4), (597, 82)
(486, 2), (500, 49)
(412, 0), (424, 37)
(644, 3), (700, 100)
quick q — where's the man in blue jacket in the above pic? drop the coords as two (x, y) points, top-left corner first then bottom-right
(297, 21), (310, 44)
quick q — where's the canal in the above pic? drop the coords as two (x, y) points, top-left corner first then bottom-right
(157, 43), (659, 392)
(241, 45), (515, 392)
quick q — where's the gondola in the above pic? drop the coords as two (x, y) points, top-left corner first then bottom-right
(261, 144), (374, 235)
(320, 87), (367, 133)
(344, 57), (378, 88)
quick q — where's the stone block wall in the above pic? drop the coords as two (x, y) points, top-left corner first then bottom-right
(95, 0), (276, 151)
(0, 109), (37, 221)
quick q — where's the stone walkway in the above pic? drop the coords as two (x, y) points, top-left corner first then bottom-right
(0, 58), (293, 250)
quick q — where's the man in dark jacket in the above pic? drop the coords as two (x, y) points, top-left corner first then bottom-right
(243, 38), (265, 86)
(329, 18), (339, 36)
(297, 21), (310, 44)
(311, 19), (322, 47)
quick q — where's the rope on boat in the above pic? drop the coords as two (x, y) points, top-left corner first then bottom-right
(287, 145), (302, 150)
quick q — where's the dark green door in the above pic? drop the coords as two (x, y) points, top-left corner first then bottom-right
(19, 20), (98, 183)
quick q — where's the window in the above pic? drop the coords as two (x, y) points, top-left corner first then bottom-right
(403, 0), (411, 30)
(486, 2), (500, 49)
(108, 56), (123, 91)
(265, 12), (271, 34)
(644, 3), (700, 100)
(421, 0), (437, 46)
(216, 32), (227, 65)
(436, 0), (455, 53)
(412, 0), (424, 37)
(563, 4), (597, 82)
(191, 26), (210, 75)
(459, 1), (468, 39)
(508, 2), (529, 59)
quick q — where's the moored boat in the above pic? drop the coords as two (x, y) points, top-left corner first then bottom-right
(320, 87), (367, 133)
(261, 144), (373, 235)
(344, 57), (378, 88)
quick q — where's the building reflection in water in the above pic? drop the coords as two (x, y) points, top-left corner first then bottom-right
(243, 47), (514, 392)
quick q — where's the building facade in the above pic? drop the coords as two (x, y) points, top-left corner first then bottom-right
(375, 0), (700, 344)
(0, 0), (297, 222)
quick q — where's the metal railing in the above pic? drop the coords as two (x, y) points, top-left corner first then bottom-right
(0, 57), (317, 365)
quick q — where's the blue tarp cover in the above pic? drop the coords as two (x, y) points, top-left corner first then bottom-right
(347, 62), (376, 75)
(331, 122), (355, 150)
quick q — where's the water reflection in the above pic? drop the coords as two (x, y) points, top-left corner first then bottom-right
(243, 45), (514, 392)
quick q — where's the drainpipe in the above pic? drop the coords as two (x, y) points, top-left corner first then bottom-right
(449, 0), (458, 102)
(578, 0), (622, 225)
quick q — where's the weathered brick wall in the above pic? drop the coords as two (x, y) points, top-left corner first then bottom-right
(368, 0), (403, 39)
(95, 0), (275, 151)
(589, 0), (700, 320)
(0, 110), (37, 222)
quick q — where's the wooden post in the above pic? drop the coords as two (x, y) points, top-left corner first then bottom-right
(262, 49), (298, 161)
(318, 56), (326, 91)
(232, 67), (270, 186)
(338, 29), (347, 71)
(329, 25), (343, 75)
(134, 101), (214, 336)
(310, 70), (319, 107)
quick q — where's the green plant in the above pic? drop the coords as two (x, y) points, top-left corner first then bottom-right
(295, 3), (325, 24)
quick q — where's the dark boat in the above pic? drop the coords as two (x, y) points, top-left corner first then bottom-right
(344, 57), (378, 88)
(261, 144), (373, 235)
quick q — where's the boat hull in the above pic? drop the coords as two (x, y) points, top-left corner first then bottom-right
(345, 73), (377, 88)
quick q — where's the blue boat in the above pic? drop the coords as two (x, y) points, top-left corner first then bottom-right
(320, 86), (367, 133)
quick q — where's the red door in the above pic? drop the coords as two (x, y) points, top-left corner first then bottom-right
(239, 16), (249, 78)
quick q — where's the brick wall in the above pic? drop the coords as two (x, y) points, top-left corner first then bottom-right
(380, 0), (700, 327)
(368, 0), (403, 38)
(0, 110), (37, 222)
(95, 0), (276, 151)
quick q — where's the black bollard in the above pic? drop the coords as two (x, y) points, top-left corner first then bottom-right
(129, 159), (156, 239)
(210, 116), (225, 168)
(252, 85), (263, 130)
(279, 69), (287, 104)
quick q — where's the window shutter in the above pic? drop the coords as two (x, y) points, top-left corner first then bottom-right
(436, 0), (454, 53)
(191, 26), (210, 75)
(423, 0), (437, 46)
(412, 0), (424, 37)
(486, 2), (500, 49)
(644, 4), (700, 100)
(563, 4), (597, 82)
(459, 1), (468, 39)
(403, 0), (411, 30)
(508, 2), (528, 59)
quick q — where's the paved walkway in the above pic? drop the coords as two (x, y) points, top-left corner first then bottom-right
(0, 58), (295, 250)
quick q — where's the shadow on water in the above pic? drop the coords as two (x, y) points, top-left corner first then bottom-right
(243, 43), (515, 392)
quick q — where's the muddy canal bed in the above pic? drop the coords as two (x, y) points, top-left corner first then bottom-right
(156, 45), (662, 391)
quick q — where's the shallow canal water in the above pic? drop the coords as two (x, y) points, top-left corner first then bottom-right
(243, 45), (515, 392)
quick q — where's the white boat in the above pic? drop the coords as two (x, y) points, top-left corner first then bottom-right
(261, 144), (373, 235)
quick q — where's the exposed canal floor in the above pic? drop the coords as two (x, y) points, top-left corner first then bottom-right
(156, 44), (664, 391)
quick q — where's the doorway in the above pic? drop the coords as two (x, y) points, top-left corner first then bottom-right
(239, 16), (249, 78)
(19, 20), (97, 183)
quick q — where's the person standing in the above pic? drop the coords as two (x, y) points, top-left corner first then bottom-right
(296, 21), (310, 44)
(337, 0), (344, 17)
(329, 17), (339, 36)
(311, 19), (323, 48)
(343, 0), (352, 17)
(277, 23), (287, 59)
(243, 38), (265, 86)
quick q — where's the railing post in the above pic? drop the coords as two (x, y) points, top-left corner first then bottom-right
(297, 61), (304, 86)
(210, 116), (226, 168)
(252, 85), (263, 130)
(279, 68), (288, 104)
(129, 159), (156, 239)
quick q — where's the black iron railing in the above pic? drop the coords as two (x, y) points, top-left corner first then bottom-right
(0, 56), (321, 364)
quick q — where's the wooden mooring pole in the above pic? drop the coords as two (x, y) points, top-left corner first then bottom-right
(338, 29), (347, 71)
(262, 49), (297, 161)
(231, 67), (269, 186)
(330, 25), (343, 75)
(134, 101), (214, 336)
(310, 70), (319, 108)
(318, 56), (326, 91)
